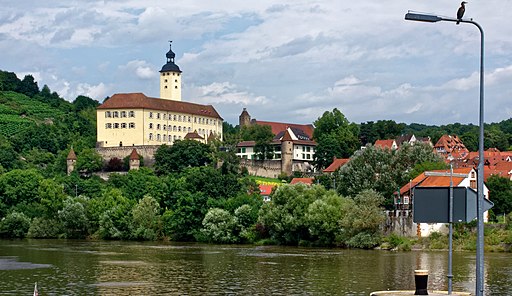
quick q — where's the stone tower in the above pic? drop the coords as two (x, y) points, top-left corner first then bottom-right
(239, 108), (251, 127)
(280, 129), (294, 176)
(66, 148), (77, 175)
(129, 148), (140, 170)
(160, 41), (182, 101)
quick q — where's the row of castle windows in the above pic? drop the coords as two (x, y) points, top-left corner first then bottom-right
(148, 134), (183, 142)
(106, 123), (135, 129)
(105, 111), (135, 118)
(162, 72), (180, 76)
(148, 112), (218, 126)
(148, 123), (211, 135)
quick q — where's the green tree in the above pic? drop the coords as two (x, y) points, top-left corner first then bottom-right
(258, 184), (325, 245)
(38, 178), (67, 217)
(0, 169), (43, 215)
(73, 95), (99, 112)
(240, 124), (275, 160)
(0, 139), (20, 170)
(336, 143), (442, 209)
(201, 208), (237, 243)
(95, 189), (134, 239)
(313, 108), (359, 169)
(75, 148), (103, 175)
(341, 190), (385, 248)
(306, 191), (351, 246)
(485, 175), (512, 216)
(154, 140), (213, 175)
(0, 211), (31, 238)
(19, 75), (39, 97)
(107, 168), (167, 202)
(130, 195), (161, 240)
(58, 197), (89, 238)
(162, 191), (208, 241)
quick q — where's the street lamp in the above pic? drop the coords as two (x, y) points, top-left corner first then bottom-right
(405, 11), (486, 296)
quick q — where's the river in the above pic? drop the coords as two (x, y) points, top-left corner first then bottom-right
(0, 240), (511, 295)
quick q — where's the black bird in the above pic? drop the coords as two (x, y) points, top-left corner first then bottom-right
(456, 1), (467, 25)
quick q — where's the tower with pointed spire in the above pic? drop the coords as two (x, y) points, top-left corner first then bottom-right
(160, 41), (182, 101)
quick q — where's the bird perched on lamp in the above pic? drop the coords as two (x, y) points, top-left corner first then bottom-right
(456, 1), (467, 25)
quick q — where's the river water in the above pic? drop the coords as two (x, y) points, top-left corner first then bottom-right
(0, 240), (510, 295)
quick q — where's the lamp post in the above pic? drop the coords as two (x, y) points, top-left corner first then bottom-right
(404, 12), (485, 296)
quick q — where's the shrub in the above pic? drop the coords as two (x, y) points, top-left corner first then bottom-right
(201, 208), (237, 244)
(58, 198), (89, 238)
(130, 196), (161, 240)
(345, 231), (381, 249)
(27, 217), (61, 238)
(385, 234), (412, 251)
(105, 157), (124, 172)
(0, 212), (31, 238)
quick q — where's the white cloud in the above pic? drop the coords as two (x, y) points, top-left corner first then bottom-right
(119, 60), (157, 80)
(188, 82), (268, 106)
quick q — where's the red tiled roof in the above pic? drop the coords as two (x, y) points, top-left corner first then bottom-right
(290, 178), (314, 185)
(399, 167), (473, 194)
(323, 158), (350, 173)
(259, 184), (275, 196)
(184, 131), (204, 140)
(98, 93), (223, 119)
(129, 148), (139, 160)
(255, 120), (314, 138)
(281, 129), (294, 141)
(375, 139), (396, 149)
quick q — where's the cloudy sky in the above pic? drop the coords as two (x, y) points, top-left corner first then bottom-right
(1, 1), (511, 126)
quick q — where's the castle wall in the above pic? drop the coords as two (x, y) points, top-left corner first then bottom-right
(239, 158), (283, 178)
(96, 145), (160, 167)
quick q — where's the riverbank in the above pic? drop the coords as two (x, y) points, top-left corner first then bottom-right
(380, 222), (512, 252)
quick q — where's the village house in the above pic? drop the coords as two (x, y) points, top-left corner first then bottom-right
(396, 167), (490, 237)
(236, 108), (316, 176)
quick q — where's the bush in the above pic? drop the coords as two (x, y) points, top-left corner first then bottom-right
(201, 208), (237, 244)
(58, 197), (89, 238)
(27, 217), (61, 238)
(130, 196), (161, 240)
(345, 231), (381, 249)
(385, 234), (412, 251)
(105, 157), (124, 172)
(0, 211), (31, 238)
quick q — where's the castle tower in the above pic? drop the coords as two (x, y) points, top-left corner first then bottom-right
(129, 148), (140, 170)
(66, 148), (77, 175)
(281, 129), (294, 176)
(160, 41), (182, 101)
(239, 108), (251, 127)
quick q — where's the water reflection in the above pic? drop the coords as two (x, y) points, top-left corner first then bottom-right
(0, 240), (510, 295)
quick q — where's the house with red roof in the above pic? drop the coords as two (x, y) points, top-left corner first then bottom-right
(236, 109), (317, 176)
(259, 184), (275, 202)
(374, 139), (398, 150)
(433, 135), (469, 161)
(323, 157), (350, 174)
(398, 167), (490, 237)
